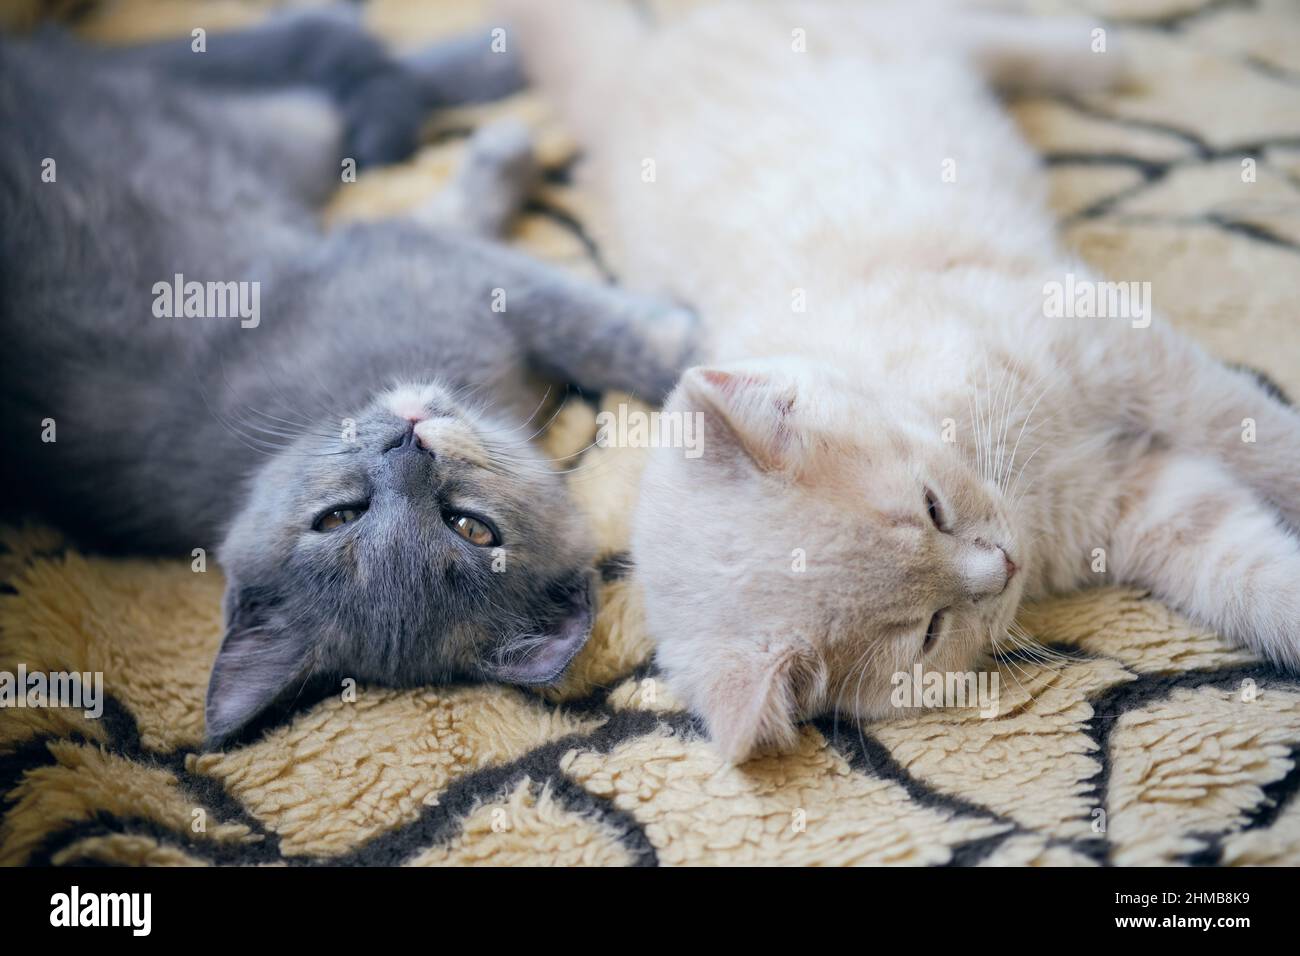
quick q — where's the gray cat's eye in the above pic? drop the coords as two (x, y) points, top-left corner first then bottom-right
(313, 506), (368, 533)
(447, 513), (499, 547)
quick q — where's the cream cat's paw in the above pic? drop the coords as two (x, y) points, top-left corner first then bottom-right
(1110, 451), (1300, 673)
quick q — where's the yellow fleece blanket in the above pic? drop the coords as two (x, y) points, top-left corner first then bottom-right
(2, 0), (1299, 866)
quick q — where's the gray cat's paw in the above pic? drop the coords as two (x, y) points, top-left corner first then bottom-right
(465, 119), (537, 192)
(342, 68), (429, 168)
(415, 120), (538, 237)
(635, 300), (704, 403)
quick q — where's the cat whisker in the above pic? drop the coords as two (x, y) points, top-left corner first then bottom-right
(990, 353), (1022, 489)
(989, 626), (1043, 700)
(495, 392), (573, 448)
(225, 409), (314, 442)
(1006, 622), (1080, 668)
(241, 409), (336, 442)
(1003, 433), (1055, 505)
(505, 385), (556, 436)
(965, 389), (985, 483)
(996, 368), (1057, 496)
(247, 347), (333, 430)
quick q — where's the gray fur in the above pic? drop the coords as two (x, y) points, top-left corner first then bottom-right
(0, 14), (696, 747)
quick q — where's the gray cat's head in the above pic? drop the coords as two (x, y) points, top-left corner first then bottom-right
(205, 382), (593, 747)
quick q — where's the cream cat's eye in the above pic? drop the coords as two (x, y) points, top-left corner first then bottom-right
(924, 487), (947, 532)
(447, 513), (499, 547)
(923, 609), (946, 654)
(313, 505), (367, 532)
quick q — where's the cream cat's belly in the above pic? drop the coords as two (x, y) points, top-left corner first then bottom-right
(582, 10), (1059, 349)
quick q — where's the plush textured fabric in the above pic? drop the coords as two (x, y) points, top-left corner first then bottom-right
(2, 0), (1299, 867)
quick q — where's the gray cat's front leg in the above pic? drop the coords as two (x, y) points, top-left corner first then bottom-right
(417, 225), (700, 401)
(512, 271), (701, 403)
(416, 121), (539, 239)
(411, 152), (701, 401)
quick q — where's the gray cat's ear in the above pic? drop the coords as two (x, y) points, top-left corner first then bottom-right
(677, 365), (803, 472)
(486, 575), (595, 685)
(697, 638), (825, 765)
(204, 585), (312, 749)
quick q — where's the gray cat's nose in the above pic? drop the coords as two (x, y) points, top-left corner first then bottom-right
(382, 425), (434, 489)
(385, 424), (435, 456)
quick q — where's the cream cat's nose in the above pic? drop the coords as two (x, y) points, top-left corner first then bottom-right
(957, 544), (1012, 599)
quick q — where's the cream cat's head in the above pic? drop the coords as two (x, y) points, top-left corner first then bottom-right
(632, 358), (1026, 763)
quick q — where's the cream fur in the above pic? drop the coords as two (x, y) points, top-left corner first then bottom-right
(511, 0), (1300, 762)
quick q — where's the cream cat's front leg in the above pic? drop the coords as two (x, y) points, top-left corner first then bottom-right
(1084, 319), (1300, 532)
(1107, 449), (1300, 670)
(1154, 353), (1300, 532)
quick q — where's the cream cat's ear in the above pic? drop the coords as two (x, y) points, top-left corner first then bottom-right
(696, 638), (824, 765)
(677, 365), (803, 473)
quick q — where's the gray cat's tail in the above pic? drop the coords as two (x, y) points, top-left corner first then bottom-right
(494, 0), (648, 144)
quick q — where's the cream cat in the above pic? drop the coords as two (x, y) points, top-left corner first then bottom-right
(510, 0), (1300, 761)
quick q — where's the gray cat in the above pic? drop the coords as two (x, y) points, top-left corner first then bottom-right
(0, 11), (695, 747)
